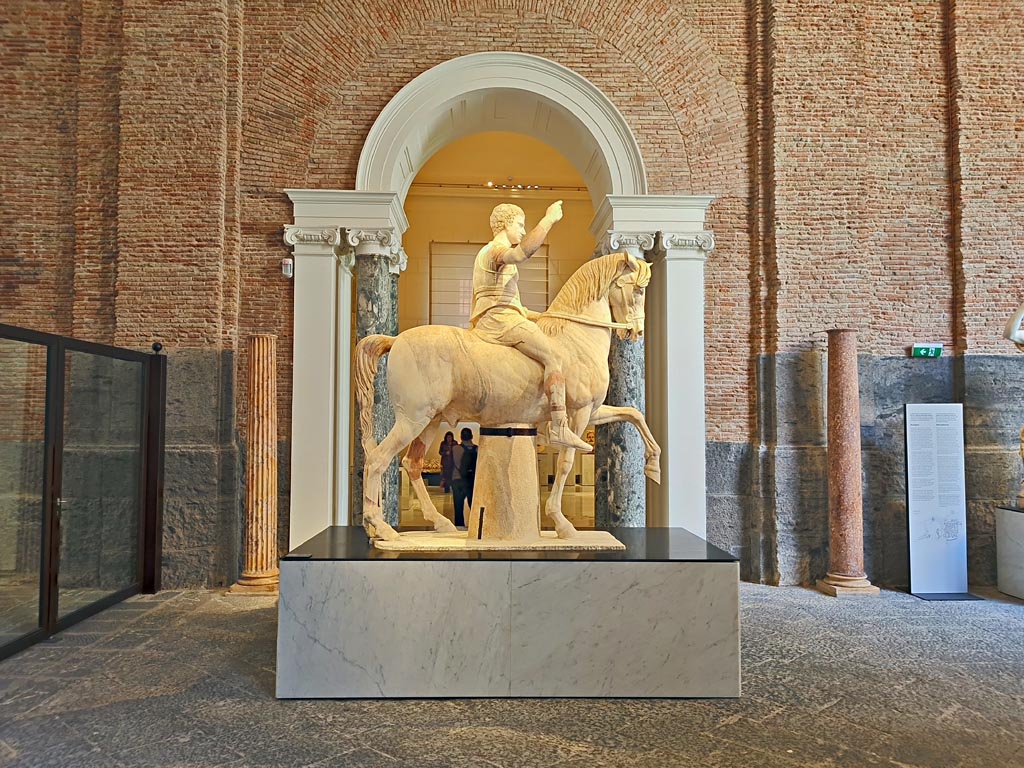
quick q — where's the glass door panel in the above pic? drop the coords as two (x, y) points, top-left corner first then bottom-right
(58, 351), (144, 619)
(0, 338), (48, 647)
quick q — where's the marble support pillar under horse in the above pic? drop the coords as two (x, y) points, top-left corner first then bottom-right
(349, 229), (407, 528)
(594, 232), (656, 527)
(817, 329), (879, 597)
(467, 426), (541, 541)
(230, 334), (279, 594)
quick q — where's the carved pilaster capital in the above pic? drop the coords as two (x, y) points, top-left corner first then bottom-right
(283, 225), (343, 249)
(387, 248), (408, 275)
(345, 227), (399, 256)
(655, 231), (715, 262)
(335, 245), (356, 275)
(600, 231), (657, 257)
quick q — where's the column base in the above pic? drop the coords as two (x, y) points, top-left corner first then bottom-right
(816, 573), (880, 597)
(228, 572), (280, 595)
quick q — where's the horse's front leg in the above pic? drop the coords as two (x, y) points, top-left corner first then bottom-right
(587, 405), (662, 484)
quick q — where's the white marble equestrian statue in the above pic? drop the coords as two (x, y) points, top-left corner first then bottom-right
(354, 250), (661, 542)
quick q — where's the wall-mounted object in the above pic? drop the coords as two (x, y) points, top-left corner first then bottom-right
(911, 343), (943, 358)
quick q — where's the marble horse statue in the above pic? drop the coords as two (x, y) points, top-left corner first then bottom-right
(354, 251), (661, 542)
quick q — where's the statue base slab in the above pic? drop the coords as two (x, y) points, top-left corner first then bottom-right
(373, 529), (624, 552)
(996, 506), (1024, 600)
(276, 526), (739, 698)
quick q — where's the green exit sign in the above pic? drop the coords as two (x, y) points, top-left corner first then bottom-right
(911, 343), (943, 358)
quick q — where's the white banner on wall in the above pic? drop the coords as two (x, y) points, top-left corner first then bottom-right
(904, 404), (978, 600)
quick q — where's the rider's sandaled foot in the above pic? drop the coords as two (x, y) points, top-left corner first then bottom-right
(549, 421), (592, 453)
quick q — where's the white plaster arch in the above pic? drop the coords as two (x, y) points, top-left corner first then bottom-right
(355, 52), (648, 209)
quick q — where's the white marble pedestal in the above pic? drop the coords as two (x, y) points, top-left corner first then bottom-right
(996, 506), (1024, 600)
(276, 527), (740, 698)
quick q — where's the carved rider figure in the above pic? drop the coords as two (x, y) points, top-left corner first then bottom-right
(470, 201), (593, 453)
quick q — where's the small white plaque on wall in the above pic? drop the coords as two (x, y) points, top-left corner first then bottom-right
(904, 404), (979, 601)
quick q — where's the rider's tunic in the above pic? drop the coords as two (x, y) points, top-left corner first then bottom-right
(469, 246), (541, 345)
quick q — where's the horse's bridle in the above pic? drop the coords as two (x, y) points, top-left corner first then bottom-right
(539, 311), (632, 330)
(541, 277), (644, 334)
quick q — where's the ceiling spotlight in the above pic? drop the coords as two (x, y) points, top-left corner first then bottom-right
(486, 181), (493, 187)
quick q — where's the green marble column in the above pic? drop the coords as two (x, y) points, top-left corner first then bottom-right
(594, 233), (655, 528)
(350, 230), (402, 527)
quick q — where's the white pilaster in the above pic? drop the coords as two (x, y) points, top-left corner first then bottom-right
(285, 190), (408, 547)
(652, 231), (714, 537)
(283, 224), (342, 548)
(591, 195), (714, 537)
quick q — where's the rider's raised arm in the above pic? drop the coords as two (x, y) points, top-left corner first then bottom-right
(497, 200), (563, 266)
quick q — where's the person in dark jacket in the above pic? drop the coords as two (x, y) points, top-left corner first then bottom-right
(438, 431), (455, 492)
(450, 428), (477, 527)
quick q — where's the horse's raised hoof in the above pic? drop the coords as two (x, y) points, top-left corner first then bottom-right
(431, 515), (458, 533)
(555, 519), (579, 539)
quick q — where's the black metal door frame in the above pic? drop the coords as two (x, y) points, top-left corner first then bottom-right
(0, 324), (165, 660)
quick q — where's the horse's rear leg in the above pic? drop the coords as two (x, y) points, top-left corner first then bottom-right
(402, 419), (458, 533)
(544, 409), (591, 538)
(364, 416), (429, 541)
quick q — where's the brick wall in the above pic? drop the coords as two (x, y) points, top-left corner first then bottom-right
(954, 2), (1024, 352)
(3, 0), (1023, 586)
(1, 1), (78, 337)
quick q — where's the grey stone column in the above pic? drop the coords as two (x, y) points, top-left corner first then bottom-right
(349, 230), (405, 528)
(594, 232), (656, 527)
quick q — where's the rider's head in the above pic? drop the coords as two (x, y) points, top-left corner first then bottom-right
(489, 204), (526, 244)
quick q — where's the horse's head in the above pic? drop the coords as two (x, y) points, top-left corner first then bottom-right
(608, 253), (652, 342)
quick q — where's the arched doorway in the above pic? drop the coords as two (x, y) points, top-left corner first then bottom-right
(283, 52), (713, 547)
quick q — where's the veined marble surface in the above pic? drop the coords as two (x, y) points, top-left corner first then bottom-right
(996, 507), (1024, 600)
(277, 556), (740, 698)
(276, 561), (511, 698)
(510, 562), (739, 697)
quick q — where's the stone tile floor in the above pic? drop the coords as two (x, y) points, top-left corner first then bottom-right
(1, 585), (1022, 767)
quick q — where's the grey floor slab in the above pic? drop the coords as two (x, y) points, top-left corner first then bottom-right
(0, 586), (1021, 768)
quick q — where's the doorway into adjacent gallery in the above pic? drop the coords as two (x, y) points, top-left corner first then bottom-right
(396, 131), (598, 530)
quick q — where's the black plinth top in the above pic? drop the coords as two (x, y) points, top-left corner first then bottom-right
(282, 526), (737, 563)
(997, 505), (1024, 514)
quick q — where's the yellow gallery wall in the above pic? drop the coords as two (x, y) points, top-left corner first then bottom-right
(399, 132), (596, 332)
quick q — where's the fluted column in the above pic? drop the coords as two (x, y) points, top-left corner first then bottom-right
(594, 231), (656, 527)
(229, 334), (279, 594)
(817, 329), (879, 597)
(350, 229), (407, 528)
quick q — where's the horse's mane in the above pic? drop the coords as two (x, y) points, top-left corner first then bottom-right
(537, 253), (649, 335)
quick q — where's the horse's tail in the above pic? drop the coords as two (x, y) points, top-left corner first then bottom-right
(354, 334), (396, 453)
